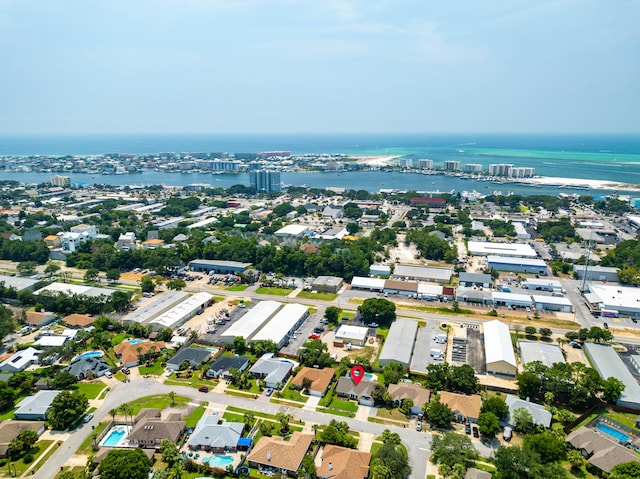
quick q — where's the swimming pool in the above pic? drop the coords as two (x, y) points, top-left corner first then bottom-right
(364, 373), (377, 382)
(208, 455), (233, 467)
(76, 351), (103, 360)
(128, 339), (143, 345)
(597, 423), (629, 443)
(100, 425), (129, 447)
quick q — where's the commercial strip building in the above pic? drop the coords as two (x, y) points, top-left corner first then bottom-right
(583, 342), (640, 410)
(121, 291), (190, 326)
(334, 325), (370, 347)
(250, 303), (310, 348)
(188, 259), (252, 275)
(34, 282), (119, 298)
(467, 241), (537, 258)
(531, 295), (573, 313)
(523, 278), (562, 292)
(393, 264), (453, 284)
(519, 341), (565, 368)
(573, 265), (619, 283)
(378, 319), (418, 368)
(483, 320), (517, 377)
(0, 274), (39, 293)
(487, 256), (548, 275)
(310, 276), (344, 293)
(220, 300), (282, 344)
(148, 292), (214, 331)
(584, 283), (640, 319)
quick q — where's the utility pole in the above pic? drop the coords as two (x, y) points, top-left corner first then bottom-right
(580, 234), (593, 293)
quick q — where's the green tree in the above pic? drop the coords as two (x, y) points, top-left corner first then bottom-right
(105, 268), (121, 283)
(371, 443), (411, 479)
(494, 445), (540, 479)
(516, 371), (542, 400)
(609, 461), (640, 479)
(567, 449), (584, 471)
(297, 339), (333, 368)
(477, 412), (501, 437)
(44, 262), (61, 278)
(51, 371), (77, 389)
(380, 429), (402, 445)
(166, 278), (186, 290)
(512, 408), (534, 433)
(448, 364), (479, 394)
(357, 298), (396, 327)
(539, 328), (553, 339)
(299, 454), (317, 479)
(84, 268), (100, 283)
(232, 336), (246, 354)
(430, 432), (478, 471)
(382, 362), (405, 385)
(0, 304), (16, 342)
(17, 261), (38, 276)
(317, 420), (358, 448)
(480, 396), (509, 421)
(323, 306), (341, 325)
(601, 376), (625, 404)
(160, 439), (180, 466)
(524, 326), (537, 337)
(46, 390), (88, 430)
(98, 448), (153, 479)
(425, 399), (455, 429)
(140, 275), (155, 293)
(523, 431), (566, 463)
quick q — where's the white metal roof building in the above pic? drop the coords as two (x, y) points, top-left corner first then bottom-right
(586, 283), (640, 318)
(335, 325), (369, 347)
(393, 264), (452, 283)
(0, 347), (42, 373)
(487, 256), (548, 275)
(251, 303), (309, 348)
(34, 282), (118, 298)
(33, 336), (68, 348)
(531, 295), (573, 313)
(468, 241), (537, 257)
(350, 276), (385, 291)
(523, 278), (562, 292)
(220, 300), (282, 344)
(378, 319), (418, 368)
(483, 320), (517, 377)
(492, 292), (533, 307)
(274, 224), (308, 237)
(519, 341), (565, 368)
(0, 274), (39, 292)
(122, 291), (190, 325)
(583, 342), (640, 410)
(573, 265), (619, 282)
(149, 292), (213, 331)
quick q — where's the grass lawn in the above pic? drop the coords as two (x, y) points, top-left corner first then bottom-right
(269, 398), (305, 408)
(226, 284), (248, 291)
(0, 407), (15, 421)
(605, 410), (640, 431)
(9, 440), (54, 476)
(138, 360), (165, 376)
(127, 395), (190, 415)
(370, 441), (383, 455)
(73, 381), (107, 400)
(227, 380), (262, 394)
(222, 411), (247, 423)
(255, 287), (292, 296)
(327, 397), (358, 412)
(111, 333), (129, 346)
(276, 385), (308, 403)
(296, 291), (337, 301)
(316, 407), (354, 418)
(164, 376), (215, 389)
(226, 406), (305, 425)
(376, 407), (410, 423)
(185, 405), (207, 428)
(79, 421), (108, 451)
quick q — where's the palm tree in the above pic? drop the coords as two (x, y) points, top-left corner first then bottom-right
(311, 424), (319, 439)
(168, 391), (176, 406)
(109, 408), (118, 422)
(119, 404), (133, 426)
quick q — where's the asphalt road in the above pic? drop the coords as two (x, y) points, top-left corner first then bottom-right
(34, 379), (433, 479)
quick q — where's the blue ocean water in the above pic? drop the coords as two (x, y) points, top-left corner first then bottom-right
(1, 133), (639, 194)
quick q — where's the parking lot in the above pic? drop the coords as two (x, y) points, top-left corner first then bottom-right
(409, 320), (444, 373)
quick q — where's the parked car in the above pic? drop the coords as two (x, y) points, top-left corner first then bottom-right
(265, 388), (273, 396)
(416, 421), (422, 432)
(83, 413), (94, 423)
(465, 423), (471, 434)
(472, 426), (479, 438)
(603, 322), (609, 329)
(198, 386), (209, 393)
(122, 368), (130, 375)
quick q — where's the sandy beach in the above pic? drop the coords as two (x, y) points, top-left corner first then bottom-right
(352, 155), (399, 167)
(519, 176), (640, 191)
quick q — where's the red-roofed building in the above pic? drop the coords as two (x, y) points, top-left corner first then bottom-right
(410, 197), (446, 207)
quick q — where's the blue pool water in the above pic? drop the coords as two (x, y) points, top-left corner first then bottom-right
(77, 351), (102, 359)
(364, 373), (377, 381)
(128, 339), (143, 345)
(209, 455), (233, 467)
(101, 427), (126, 447)
(597, 423), (629, 442)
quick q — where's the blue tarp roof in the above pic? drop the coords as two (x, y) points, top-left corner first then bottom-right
(237, 438), (252, 447)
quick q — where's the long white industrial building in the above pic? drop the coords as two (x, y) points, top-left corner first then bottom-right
(149, 292), (213, 331)
(250, 303), (309, 348)
(220, 300), (282, 344)
(483, 320), (517, 377)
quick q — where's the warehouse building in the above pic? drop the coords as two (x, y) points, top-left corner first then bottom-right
(393, 264), (453, 284)
(220, 301), (282, 344)
(122, 291), (190, 326)
(34, 282), (119, 298)
(350, 277), (385, 292)
(492, 292), (533, 308)
(574, 265), (619, 283)
(378, 319), (418, 368)
(0, 274), (39, 294)
(148, 292), (213, 331)
(585, 283), (640, 319)
(483, 320), (517, 377)
(467, 241), (537, 257)
(250, 303), (309, 348)
(458, 272), (492, 288)
(311, 276), (344, 294)
(274, 224), (308, 238)
(583, 342), (640, 410)
(523, 278), (562, 292)
(188, 259), (252, 275)
(532, 295), (573, 313)
(519, 341), (565, 368)
(334, 325), (369, 347)
(487, 256), (548, 275)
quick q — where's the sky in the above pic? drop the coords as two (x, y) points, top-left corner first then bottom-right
(0, 0), (638, 135)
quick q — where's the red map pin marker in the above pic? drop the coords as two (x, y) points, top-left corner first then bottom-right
(350, 365), (365, 385)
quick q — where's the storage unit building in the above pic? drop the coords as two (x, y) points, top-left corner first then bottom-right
(483, 320), (517, 377)
(378, 319), (418, 368)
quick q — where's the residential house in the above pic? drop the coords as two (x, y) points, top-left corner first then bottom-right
(61, 314), (95, 328)
(114, 340), (165, 368)
(247, 432), (313, 477)
(166, 347), (213, 371)
(24, 311), (56, 327)
(205, 356), (250, 380)
(0, 421), (46, 458)
(187, 414), (244, 452)
(335, 377), (375, 406)
(438, 391), (482, 423)
(116, 232), (136, 251)
(504, 395), (552, 429)
(291, 367), (335, 397)
(388, 383), (431, 416)
(465, 468), (492, 479)
(141, 238), (165, 250)
(0, 347), (41, 373)
(249, 353), (293, 389)
(127, 411), (185, 449)
(566, 426), (640, 474)
(317, 445), (371, 479)
(65, 356), (111, 379)
(33, 335), (67, 348)
(322, 206), (343, 219)
(14, 390), (61, 420)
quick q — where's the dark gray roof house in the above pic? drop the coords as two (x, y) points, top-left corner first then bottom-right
(335, 377), (376, 406)
(206, 356), (250, 379)
(65, 356), (111, 379)
(166, 347), (213, 370)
